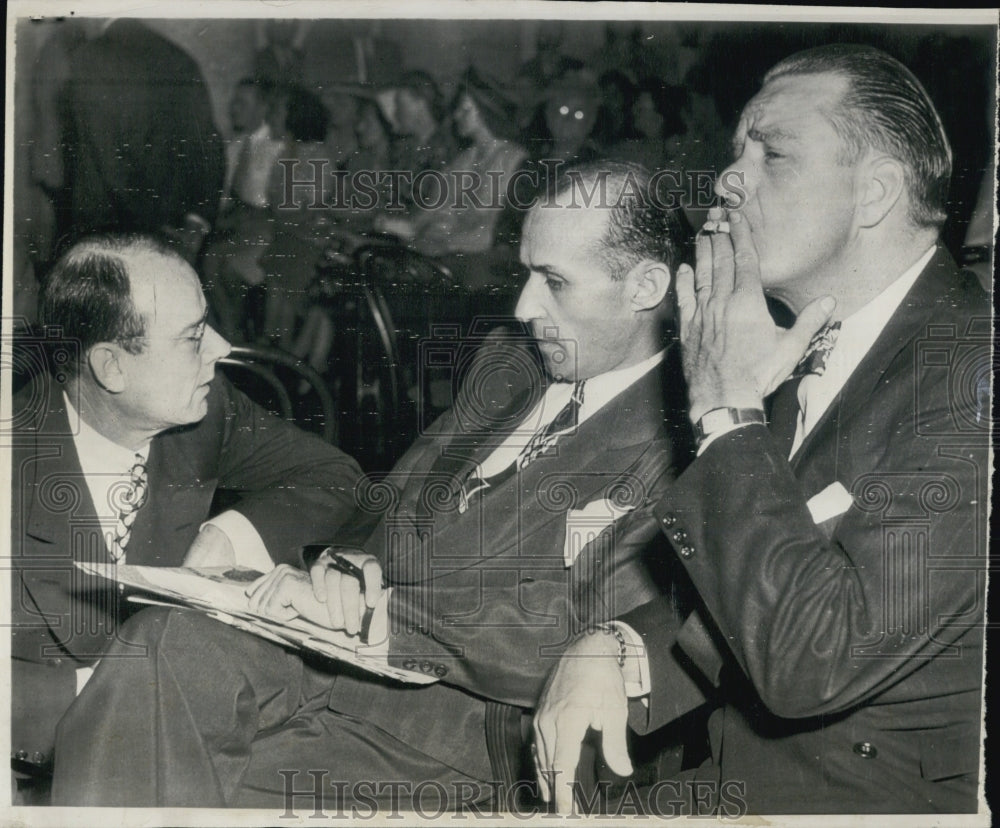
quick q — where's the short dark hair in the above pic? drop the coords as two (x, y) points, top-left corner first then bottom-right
(454, 66), (519, 142)
(397, 71), (445, 123)
(764, 44), (952, 228)
(38, 234), (183, 376)
(551, 160), (689, 281)
(283, 84), (330, 143)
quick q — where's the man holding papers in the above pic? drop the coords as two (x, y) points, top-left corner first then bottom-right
(10, 234), (362, 777)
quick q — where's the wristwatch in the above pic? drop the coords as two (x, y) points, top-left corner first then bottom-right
(694, 407), (767, 444)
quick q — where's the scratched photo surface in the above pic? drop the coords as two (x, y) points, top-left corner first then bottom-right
(3, 3), (995, 826)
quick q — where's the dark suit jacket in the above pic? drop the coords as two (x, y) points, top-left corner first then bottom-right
(66, 20), (224, 234)
(321, 332), (696, 782)
(10, 374), (362, 762)
(624, 248), (989, 813)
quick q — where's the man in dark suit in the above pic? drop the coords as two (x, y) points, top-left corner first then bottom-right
(533, 45), (990, 815)
(65, 20), (224, 248)
(51, 162), (697, 809)
(10, 234), (362, 775)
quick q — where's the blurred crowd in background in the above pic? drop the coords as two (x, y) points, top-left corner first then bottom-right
(11, 17), (996, 387)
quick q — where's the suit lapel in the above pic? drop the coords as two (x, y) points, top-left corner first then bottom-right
(21, 387), (101, 555)
(391, 356), (682, 574)
(126, 426), (216, 566)
(787, 247), (957, 475)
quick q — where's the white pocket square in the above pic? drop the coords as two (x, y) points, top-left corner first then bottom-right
(563, 498), (636, 567)
(806, 481), (853, 526)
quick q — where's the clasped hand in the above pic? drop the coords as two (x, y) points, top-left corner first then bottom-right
(245, 549), (384, 638)
(676, 207), (836, 423)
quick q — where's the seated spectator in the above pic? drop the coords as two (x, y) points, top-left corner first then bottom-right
(376, 68), (527, 287)
(537, 70), (603, 167)
(202, 77), (283, 342)
(387, 71), (455, 208)
(260, 85), (335, 347)
(336, 97), (396, 234)
(611, 80), (688, 172)
(320, 87), (361, 171)
(502, 70), (604, 255)
(594, 69), (638, 151)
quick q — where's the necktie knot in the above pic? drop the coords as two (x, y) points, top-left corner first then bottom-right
(458, 380), (585, 513)
(790, 322), (841, 380)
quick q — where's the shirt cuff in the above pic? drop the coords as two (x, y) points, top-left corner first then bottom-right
(696, 422), (756, 456)
(202, 510), (275, 573)
(608, 621), (650, 699)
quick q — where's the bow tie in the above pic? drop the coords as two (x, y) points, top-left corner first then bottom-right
(789, 322), (841, 381)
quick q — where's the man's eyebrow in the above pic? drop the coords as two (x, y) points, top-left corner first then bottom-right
(747, 126), (798, 144)
(531, 264), (565, 279)
(178, 307), (209, 334)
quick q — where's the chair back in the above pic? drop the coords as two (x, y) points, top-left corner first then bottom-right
(219, 345), (338, 444)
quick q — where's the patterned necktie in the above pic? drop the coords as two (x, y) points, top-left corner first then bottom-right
(109, 454), (149, 564)
(459, 381), (585, 513)
(769, 322), (841, 457)
(788, 322), (841, 381)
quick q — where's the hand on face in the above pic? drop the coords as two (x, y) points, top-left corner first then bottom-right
(533, 631), (633, 814)
(676, 207), (836, 422)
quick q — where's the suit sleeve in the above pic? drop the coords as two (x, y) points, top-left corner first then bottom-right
(643, 357), (987, 722)
(212, 379), (363, 566)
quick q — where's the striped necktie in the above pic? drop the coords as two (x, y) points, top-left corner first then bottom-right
(109, 454), (149, 564)
(459, 381), (585, 513)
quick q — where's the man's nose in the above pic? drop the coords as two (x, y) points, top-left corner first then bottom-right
(715, 159), (749, 209)
(203, 325), (232, 362)
(514, 274), (544, 323)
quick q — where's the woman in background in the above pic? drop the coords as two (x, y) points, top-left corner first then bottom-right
(376, 67), (527, 288)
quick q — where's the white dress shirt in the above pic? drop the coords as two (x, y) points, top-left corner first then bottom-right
(223, 122), (284, 210)
(65, 394), (275, 691)
(474, 349), (666, 480)
(790, 246), (933, 455)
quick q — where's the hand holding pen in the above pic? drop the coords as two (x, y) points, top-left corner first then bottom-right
(305, 545), (385, 643)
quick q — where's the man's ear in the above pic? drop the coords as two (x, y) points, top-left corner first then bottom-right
(87, 344), (126, 393)
(628, 261), (672, 313)
(856, 155), (905, 229)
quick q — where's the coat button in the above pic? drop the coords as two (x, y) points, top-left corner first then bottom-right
(853, 742), (878, 759)
(31, 752), (46, 765)
(679, 545), (695, 559)
(419, 661), (433, 673)
(661, 514), (677, 527)
(434, 664), (448, 678)
(402, 659), (417, 671)
(15, 751), (27, 761)
(672, 529), (688, 544)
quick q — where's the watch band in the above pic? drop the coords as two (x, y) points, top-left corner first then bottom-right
(694, 407), (767, 444)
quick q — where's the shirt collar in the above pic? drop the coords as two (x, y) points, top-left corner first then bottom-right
(827, 245), (935, 378)
(537, 349), (666, 424)
(578, 348), (666, 419)
(64, 392), (150, 475)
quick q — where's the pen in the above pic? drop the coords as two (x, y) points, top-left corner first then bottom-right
(304, 545), (380, 643)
